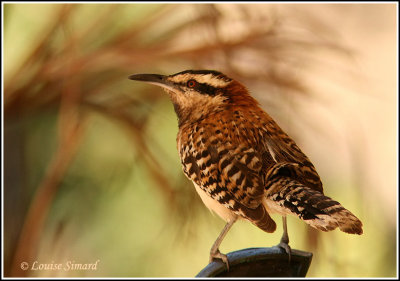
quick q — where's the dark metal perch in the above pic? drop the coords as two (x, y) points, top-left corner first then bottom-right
(196, 246), (312, 277)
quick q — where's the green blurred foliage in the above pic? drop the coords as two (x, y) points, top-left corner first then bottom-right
(3, 2), (397, 278)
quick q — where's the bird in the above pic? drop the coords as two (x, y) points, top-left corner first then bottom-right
(129, 69), (363, 269)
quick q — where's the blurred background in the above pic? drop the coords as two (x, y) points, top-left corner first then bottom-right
(3, 2), (397, 278)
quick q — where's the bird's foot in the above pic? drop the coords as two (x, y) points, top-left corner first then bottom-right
(210, 249), (230, 271)
(277, 241), (292, 263)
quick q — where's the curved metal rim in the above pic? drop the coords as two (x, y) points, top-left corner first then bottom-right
(196, 246), (313, 277)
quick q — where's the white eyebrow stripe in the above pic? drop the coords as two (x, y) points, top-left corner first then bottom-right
(168, 73), (231, 88)
(195, 74), (231, 88)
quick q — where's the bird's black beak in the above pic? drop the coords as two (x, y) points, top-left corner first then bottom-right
(129, 73), (166, 84)
(129, 73), (179, 93)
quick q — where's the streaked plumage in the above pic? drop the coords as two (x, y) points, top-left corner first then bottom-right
(129, 69), (363, 269)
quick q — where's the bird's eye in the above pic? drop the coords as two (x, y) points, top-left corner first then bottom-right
(187, 80), (197, 88)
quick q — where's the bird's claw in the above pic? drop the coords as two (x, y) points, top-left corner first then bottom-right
(277, 241), (292, 263)
(210, 249), (230, 271)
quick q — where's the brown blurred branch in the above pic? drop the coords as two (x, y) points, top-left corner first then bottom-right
(9, 8), (87, 276)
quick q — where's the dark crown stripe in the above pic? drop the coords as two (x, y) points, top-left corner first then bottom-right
(173, 69), (225, 77)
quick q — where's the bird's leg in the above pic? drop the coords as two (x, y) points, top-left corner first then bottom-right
(209, 217), (237, 270)
(278, 215), (291, 262)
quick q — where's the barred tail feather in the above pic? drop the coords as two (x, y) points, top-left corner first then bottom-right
(265, 177), (363, 235)
(305, 208), (363, 235)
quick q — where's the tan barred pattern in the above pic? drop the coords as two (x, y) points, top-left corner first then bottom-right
(177, 112), (277, 232)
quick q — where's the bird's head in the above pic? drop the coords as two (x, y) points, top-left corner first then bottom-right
(129, 70), (258, 126)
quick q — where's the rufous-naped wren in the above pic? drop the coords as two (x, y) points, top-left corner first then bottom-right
(129, 70), (363, 268)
